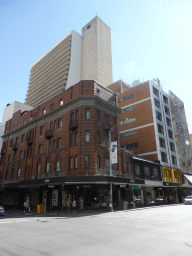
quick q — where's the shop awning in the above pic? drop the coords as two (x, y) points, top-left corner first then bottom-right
(184, 174), (192, 184)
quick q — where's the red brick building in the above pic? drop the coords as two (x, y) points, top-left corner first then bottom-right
(0, 80), (135, 210)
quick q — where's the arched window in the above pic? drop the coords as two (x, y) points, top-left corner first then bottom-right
(50, 104), (55, 110)
(42, 108), (46, 115)
(59, 98), (64, 106)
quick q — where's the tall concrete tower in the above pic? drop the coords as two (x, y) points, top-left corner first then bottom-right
(81, 16), (113, 87)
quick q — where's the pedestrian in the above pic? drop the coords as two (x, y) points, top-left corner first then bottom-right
(24, 200), (29, 213)
(169, 195), (173, 203)
(66, 198), (72, 213)
(79, 197), (84, 210)
(72, 198), (76, 214)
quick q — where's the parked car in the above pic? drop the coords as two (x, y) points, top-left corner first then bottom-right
(184, 195), (192, 205)
(155, 196), (165, 204)
(0, 206), (4, 216)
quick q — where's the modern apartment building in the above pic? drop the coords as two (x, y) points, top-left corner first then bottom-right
(25, 16), (113, 107)
(108, 79), (182, 186)
(169, 91), (192, 174)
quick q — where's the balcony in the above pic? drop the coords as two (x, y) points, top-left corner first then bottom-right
(45, 129), (53, 140)
(69, 119), (78, 130)
(103, 122), (112, 131)
(26, 137), (33, 146)
(12, 143), (18, 151)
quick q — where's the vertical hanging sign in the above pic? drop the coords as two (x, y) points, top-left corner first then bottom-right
(111, 141), (118, 164)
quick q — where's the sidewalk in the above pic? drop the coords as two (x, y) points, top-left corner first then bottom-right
(3, 203), (182, 218)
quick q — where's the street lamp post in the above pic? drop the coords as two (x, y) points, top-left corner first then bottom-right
(109, 130), (113, 211)
(109, 123), (118, 212)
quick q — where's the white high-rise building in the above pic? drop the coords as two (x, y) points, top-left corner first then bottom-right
(25, 16), (113, 107)
(81, 16), (113, 86)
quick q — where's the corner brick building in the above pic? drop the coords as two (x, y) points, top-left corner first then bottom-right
(0, 80), (135, 210)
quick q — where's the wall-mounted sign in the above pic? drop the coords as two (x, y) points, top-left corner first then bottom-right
(130, 185), (140, 190)
(52, 190), (58, 206)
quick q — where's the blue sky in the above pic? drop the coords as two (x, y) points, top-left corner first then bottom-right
(1, 0), (192, 132)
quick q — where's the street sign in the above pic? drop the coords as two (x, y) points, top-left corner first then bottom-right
(129, 185), (140, 190)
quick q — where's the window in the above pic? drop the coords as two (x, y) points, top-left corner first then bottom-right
(59, 98), (64, 106)
(114, 88), (120, 93)
(37, 164), (41, 174)
(57, 138), (61, 149)
(42, 108), (46, 115)
(104, 114), (109, 122)
(58, 118), (62, 129)
(96, 89), (100, 96)
(118, 94), (133, 103)
(135, 165), (140, 176)
(54, 120), (57, 130)
(144, 166), (150, 177)
(17, 168), (21, 177)
(154, 98), (160, 108)
(76, 110), (79, 120)
(8, 154), (11, 163)
(71, 134), (74, 146)
(50, 104), (55, 110)
(75, 132), (78, 145)
(172, 155), (177, 165)
(11, 168), (15, 178)
(161, 152), (168, 163)
(96, 110), (100, 121)
(24, 149), (26, 158)
(164, 106), (170, 115)
(13, 153), (16, 161)
(157, 124), (164, 134)
(74, 156), (78, 169)
(97, 132), (100, 144)
(56, 160), (60, 171)
(40, 126), (44, 136)
(153, 87), (159, 97)
(163, 95), (168, 104)
(122, 105), (135, 113)
(85, 131), (90, 143)
(21, 134), (25, 143)
(38, 144), (42, 154)
(120, 130), (136, 138)
(19, 150), (23, 160)
(10, 139), (13, 148)
(85, 108), (90, 119)
(85, 155), (90, 168)
(156, 111), (162, 121)
(70, 157), (73, 169)
(24, 119), (26, 125)
(26, 165), (30, 176)
(16, 137), (18, 144)
(129, 163), (132, 173)
(125, 162), (128, 172)
(121, 143), (138, 150)
(97, 156), (100, 169)
(153, 168), (159, 178)
(159, 137), (166, 148)
(119, 117), (136, 126)
(48, 141), (51, 151)
(53, 140), (56, 150)
(50, 122), (53, 129)
(105, 133), (109, 147)
(18, 123), (20, 128)
(71, 112), (74, 122)
(6, 170), (9, 179)
(166, 118), (171, 127)
(170, 142), (175, 152)
(46, 162), (50, 173)
(168, 130), (173, 139)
